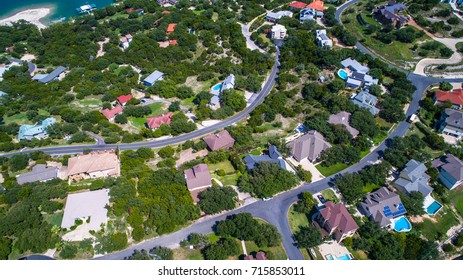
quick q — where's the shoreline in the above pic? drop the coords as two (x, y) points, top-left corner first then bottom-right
(0, 7), (53, 29)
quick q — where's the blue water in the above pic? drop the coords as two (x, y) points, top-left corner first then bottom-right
(326, 255), (334, 260)
(393, 216), (412, 232)
(427, 201), (442, 215)
(0, 0), (114, 25)
(212, 83), (223, 91)
(336, 254), (352, 260)
(338, 69), (348, 80)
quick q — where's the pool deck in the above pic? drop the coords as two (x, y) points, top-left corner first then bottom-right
(318, 242), (351, 260)
(423, 195), (443, 215)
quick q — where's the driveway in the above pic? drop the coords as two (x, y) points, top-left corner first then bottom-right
(414, 37), (463, 77)
(287, 157), (325, 182)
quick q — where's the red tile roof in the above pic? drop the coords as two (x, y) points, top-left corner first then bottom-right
(203, 130), (235, 151)
(167, 23), (177, 33)
(435, 89), (463, 106)
(169, 40), (178, 45)
(100, 106), (123, 120)
(117, 94), (133, 106)
(244, 252), (268, 260)
(125, 8), (133, 13)
(146, 112), (173, 129)
(289, 1), (308, 9)
(319, 201), (358, 235)
(306, 0), (326, 11)
(162, 10), (171, 14)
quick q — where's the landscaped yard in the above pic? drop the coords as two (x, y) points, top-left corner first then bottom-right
(43, 212), (63, 226)
(3, 113), (28, 125)
(362, 183), (380, 193)
(128, 102), (165, 130)
(416, 206), (459, 241)
(207, 160), (235, 174)
(316, 163), (349, 177)
(288, 204), (312, 260)
(173, 247), (204, 260)
(244, 240), (287, 260)
(340, 2), (447, 70)
(449, 187), (463, 218)
(321, 189), (340, 203)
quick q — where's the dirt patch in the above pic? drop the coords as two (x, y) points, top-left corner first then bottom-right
(184, 76), (208, 92)
(176, 148), (208, 167)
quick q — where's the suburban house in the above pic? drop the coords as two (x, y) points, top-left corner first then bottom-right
(244, 251), (268, 260)
(157, 0), (178, 5)
(146, 112), (173, 130)
(351, 91), (380, 115)
(16, 164), (59, 185)
(439, 108), (463, 139)
(117, 94), (133, 106)
(32, 66), (66, 84)
(244, 145), (287, 171)
(306, 0), (326, 12)
(222, 74), (236, 91)
(315, 29), (333, 48)
(359, 187), (406, 228)
(328, 111), (359, 138)
(432, 154), (463, 190)
(374, 0), (409, 27)
(61, 189), (110, 234)
(66, 150), (120, 182)
(143, 70), (164, 86)
(100, 106), (123, 121)
(266, 11), (293, 22)
(349, 71), (379, 88)
(289, 1), (308, 10)
(313, 201), (359, 242)
(18, 117), (56, 141)
(394, 159), (433, 197)
(288, 130), (331, 162)
(299, 8), (321, 22)
(271, 24), (287, 39)
(434, 88), (463, 109)
(167, 23), (177, 35)
(341, 58), (369, 74)
(0, 61), (21, 80)
(203, 130), (235, 151)
(184, 164), (212, 203)
(120, 34), (133, 50)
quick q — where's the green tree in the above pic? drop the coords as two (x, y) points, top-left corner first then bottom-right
(150, 246), (174, 260)
(202, 238), (240, 260)
(115, 114), (128, 124)
(0, 237), (12, 260)
(199, 186), (238, 215)
(400, 192), (425, 216)
(294, 226), (323, 248)
(294, 192), (317, 214)
(125, 249), (153, 260)
(158, 146), (175, 158)
(59, 243), (78, 259)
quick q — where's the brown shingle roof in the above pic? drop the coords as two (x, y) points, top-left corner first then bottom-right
(184, 164), (212, 191)
(67, 151), (120, 177)
(328, 111), (359, 138)
(288, 130), (331, 162)
(319, 201), (358, 235)
(203, 130), (235, 151)
(100, 106), (123, 120)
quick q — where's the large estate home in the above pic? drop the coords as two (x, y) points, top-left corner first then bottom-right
(393, 159), (433, 197)
(351, 91), (380, 115)
(100, 106), (123, 121)
(288, 130), (331, 162)
(244, 145), (286, 171)
(374, 0), (409, 27)
(66, 150), (121, 182)
(359, 187), (406, 228)
(439, 108), (463, 139)
(32, 66), (66, 84)
(313, 201), (358, 242)
(18, 117), (56, 141)
(203, 130), (235, 151)
(434, 88), (463, 110)
(17, 164), (59, 185)
(432, 154), (463, 190)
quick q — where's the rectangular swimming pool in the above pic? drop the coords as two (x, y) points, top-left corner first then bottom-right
(426, 201), (443, 215)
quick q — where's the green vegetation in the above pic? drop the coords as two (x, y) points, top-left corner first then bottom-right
(415, 207), (459, 241)
(449, 188), (463, 218)
(316, 163), (349, 177)
(199, 186), (238, 215)
(321, 189), (340, 204)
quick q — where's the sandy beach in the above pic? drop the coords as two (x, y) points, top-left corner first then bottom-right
(0, 8), (50, 29)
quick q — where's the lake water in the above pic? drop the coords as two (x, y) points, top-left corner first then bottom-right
(0, 0), (115, 25)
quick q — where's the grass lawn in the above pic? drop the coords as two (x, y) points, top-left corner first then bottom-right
(128, 103), (165, 130)
(79, 99), (101, 106)
(173, 247), (204, 260)
(244, 240), (287, 260)
(208, 233), (220, 244)
(207, 160), (235, 174)
(215, 173), (240, 186)
(3, 113), (28, 125)
(321, 189), (339, 203)
(362, 183), (380, 193)
(350, 249), (369, 260)
(417, 206), (459, 241)
(316, 163), (349, 177)
(449, 187), (463, 218)
(288, 205), (310, 234)
(341, 4), (435, 70)
(43, 212), (63, 226)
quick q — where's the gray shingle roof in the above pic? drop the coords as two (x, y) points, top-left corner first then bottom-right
(244, 145), (285, 171)
(394, 159), (433, 197)
(288, 130), (331, 162)
(432, 154), (463, 182)
(443, 108), (463, 130)
(37, 66), (66, 83)
(340, 58), (369, 74)
(328, 111), (359, 137)
(360, 187), (405, 227)
(352, 91), (380, 115)
(16, 164), (59, 185)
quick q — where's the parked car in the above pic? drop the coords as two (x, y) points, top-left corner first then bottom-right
(317, 194), (326, 204)
(262, 197), (273, 201)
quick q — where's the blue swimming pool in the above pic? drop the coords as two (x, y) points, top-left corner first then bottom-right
(338, 69), (348, 80)
(212, 83), (223, 91)
(325, 254), (352, 260)
(427, 201), (443, 215)
(393, 216), (412, 232)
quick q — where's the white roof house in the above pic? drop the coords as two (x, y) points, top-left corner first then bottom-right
(61, 189), (110, 231)
(222, 74), (235, 91)
(316, 30), (333, 48)
(143, 70), (164, 86)
(271, 24), (287, 39)
(266, 11), (293, 21)
(340, 58), (369, 74)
